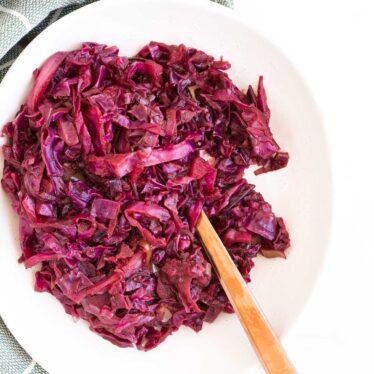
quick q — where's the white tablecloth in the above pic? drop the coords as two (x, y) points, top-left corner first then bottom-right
(234, 0), (374, 372)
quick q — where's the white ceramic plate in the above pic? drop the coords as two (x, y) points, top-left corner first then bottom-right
(0, 0), (332, 373)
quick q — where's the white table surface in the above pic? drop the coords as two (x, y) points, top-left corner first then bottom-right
(233, 0), (374, 372)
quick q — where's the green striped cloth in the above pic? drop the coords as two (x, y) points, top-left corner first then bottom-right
(0, 0), (233, 373)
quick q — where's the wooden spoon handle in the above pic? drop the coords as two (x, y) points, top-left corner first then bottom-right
(196, 211), (295, 374)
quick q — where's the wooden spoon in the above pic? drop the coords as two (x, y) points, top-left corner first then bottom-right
(196, 211), (295, 374)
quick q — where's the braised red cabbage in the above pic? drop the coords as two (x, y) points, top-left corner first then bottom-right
(1, 42), (290, 350)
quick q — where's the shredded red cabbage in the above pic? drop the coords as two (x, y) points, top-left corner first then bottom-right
(1, 42), (290, 350)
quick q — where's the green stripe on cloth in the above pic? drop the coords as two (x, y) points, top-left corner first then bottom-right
(0, 318), (34, 374)
(0, 0), (233, 372)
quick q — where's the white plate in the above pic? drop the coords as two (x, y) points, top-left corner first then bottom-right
(0, 0), (332, 373)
